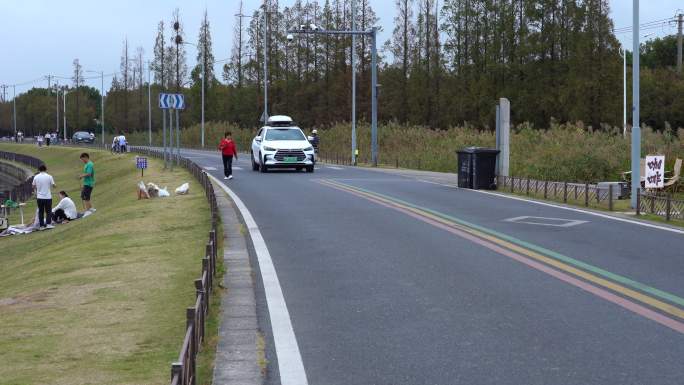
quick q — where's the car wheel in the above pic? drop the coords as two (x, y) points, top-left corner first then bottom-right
(251, 152), (259, 171)
(306, 165), (314, 173)
(260, 153), (268, 173)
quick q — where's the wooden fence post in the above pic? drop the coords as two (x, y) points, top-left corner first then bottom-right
(544, 181), (548, 199)
(636, 192), (641, 216)
(171, 362), (182, 382)
(510, 177), (514, 193)
(608, 184), (614, 211)
(584, 183), (589, 207)
(563, 182), (568, 203)
(666, 194), (672, 221)
(526, 179), (530, 196)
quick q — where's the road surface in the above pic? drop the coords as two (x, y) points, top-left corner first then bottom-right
(180, 149), (684, 385)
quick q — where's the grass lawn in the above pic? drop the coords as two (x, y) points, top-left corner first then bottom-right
(0, 144), (212, 385)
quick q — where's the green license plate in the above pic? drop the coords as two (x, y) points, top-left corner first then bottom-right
(283, 156), (298, 163)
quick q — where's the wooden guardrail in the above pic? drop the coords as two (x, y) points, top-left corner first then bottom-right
(129, 147), (220, 385)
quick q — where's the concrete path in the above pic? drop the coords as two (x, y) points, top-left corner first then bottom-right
(212, 181), (262, 385)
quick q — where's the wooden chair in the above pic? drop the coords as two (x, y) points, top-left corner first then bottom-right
(621, 158), (646, 183)
(663, 158), (682, 194)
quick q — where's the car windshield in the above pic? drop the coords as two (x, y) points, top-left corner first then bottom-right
(264, 128), (305, 141)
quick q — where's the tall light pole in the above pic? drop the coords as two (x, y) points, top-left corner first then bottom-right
(351, 0), (357, 165)
(236, 10), (271, 124)
(55, 81), (60, 136)
(181, 40), (206, 149)
(620, 48), (626, 138)
(631, 0), (640, 209)
(147, 61), (152, 146)
(63, 90), (68, 141)
(288, 25), (380, 166)
(86, 70), (105, 145)
(263, 4), (269, 124)
(13, 85), (17, 141)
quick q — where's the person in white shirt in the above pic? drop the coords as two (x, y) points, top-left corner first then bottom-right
(37, 134), (44, 147)
(31, 164), (56, 230)
(112, 135), (120, 153)
(52, 191), (77, 223)
(118, 134), (127, 153)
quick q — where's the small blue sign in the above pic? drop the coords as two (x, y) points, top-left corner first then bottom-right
(136, 157), (148, 169)
(159, 93), (185, 109)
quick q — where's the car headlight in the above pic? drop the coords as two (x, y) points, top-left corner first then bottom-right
(263, 146), (276, 151)
(303, 146), (314, 152)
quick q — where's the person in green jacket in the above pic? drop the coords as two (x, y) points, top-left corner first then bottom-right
(78, 152), (96, 213)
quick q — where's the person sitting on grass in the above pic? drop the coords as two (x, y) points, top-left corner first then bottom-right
(51, 191), (77, 223)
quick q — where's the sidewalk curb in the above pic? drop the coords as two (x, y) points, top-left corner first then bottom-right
(211, 180), (262, 385)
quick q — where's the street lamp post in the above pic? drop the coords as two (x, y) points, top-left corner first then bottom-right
(288, 26), (380, 166)
(63, 90), (68, 142)
(86, 70), (105, 146)
(13, 85), (17, 141)
(147, 61), (152, 146)
(631, 0), (640, 209)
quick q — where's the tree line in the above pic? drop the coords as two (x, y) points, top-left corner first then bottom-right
(1, 1), (683, 138)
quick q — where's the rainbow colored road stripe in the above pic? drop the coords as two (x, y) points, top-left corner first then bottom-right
(318, 179), (684, 334)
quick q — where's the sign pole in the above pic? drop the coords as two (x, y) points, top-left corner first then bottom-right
(162, 97), (167, 169)
(631, 0), (640, 208)
(169, 108), (174, 170)
(176, 108), (180, 166)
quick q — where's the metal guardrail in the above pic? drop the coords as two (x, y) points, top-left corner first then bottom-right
(0, 151), (44, 205)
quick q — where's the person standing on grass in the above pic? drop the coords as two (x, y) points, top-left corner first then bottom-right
(78, 153), (96, 212)
(32, 164), (56, 230)
(218, 131), (238, 180)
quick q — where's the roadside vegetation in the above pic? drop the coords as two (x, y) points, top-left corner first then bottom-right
(129, 121), (683, 185)
(0, 144), (212, 385)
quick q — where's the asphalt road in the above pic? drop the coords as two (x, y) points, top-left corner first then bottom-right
(180, 149), (684, 385)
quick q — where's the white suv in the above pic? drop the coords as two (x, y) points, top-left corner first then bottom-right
(251, 115), (316, 173)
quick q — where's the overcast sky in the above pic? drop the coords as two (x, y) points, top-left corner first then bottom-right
(1, 0), (682, 96)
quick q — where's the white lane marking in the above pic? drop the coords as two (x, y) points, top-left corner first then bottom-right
(415, 179), (684, 234)
(472, 189), (684, 235)
(203, 166), (217, 171)
(208, 174), (308, 385)
(326, 166), (343, 170)
(504, 216), (588, 228)
(233, 166), (244, 170)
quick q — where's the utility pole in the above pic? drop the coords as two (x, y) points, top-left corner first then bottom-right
(63, 90), (68, 141)
(263, 3), (269, 124)
(631, 0), (640, 209)
(677, 13), (683, 74)
(622, 48), (627, 138)
(147, 61), (152, 146)
(351, 0), (357, 165)
(13, 85), (17, 140)
(55, 81), (60, 136)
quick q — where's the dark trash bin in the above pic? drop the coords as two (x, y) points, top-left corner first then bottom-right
(457, 147), (500, 190)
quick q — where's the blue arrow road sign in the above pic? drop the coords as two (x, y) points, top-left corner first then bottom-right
(159, 93), (185, 109)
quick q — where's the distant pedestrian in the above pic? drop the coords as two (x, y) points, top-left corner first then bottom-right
(78, 153), (96, 212)
(37, 134), (44, 147)
(118, 133), (127, 153)
(32, 164), (56, 230)
(218, 131), (238, 180)
(310, 129), (320, 154)
(46, 133), (51, 146)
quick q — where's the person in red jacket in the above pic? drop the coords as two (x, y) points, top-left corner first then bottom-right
(218, 131), (238, 180)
